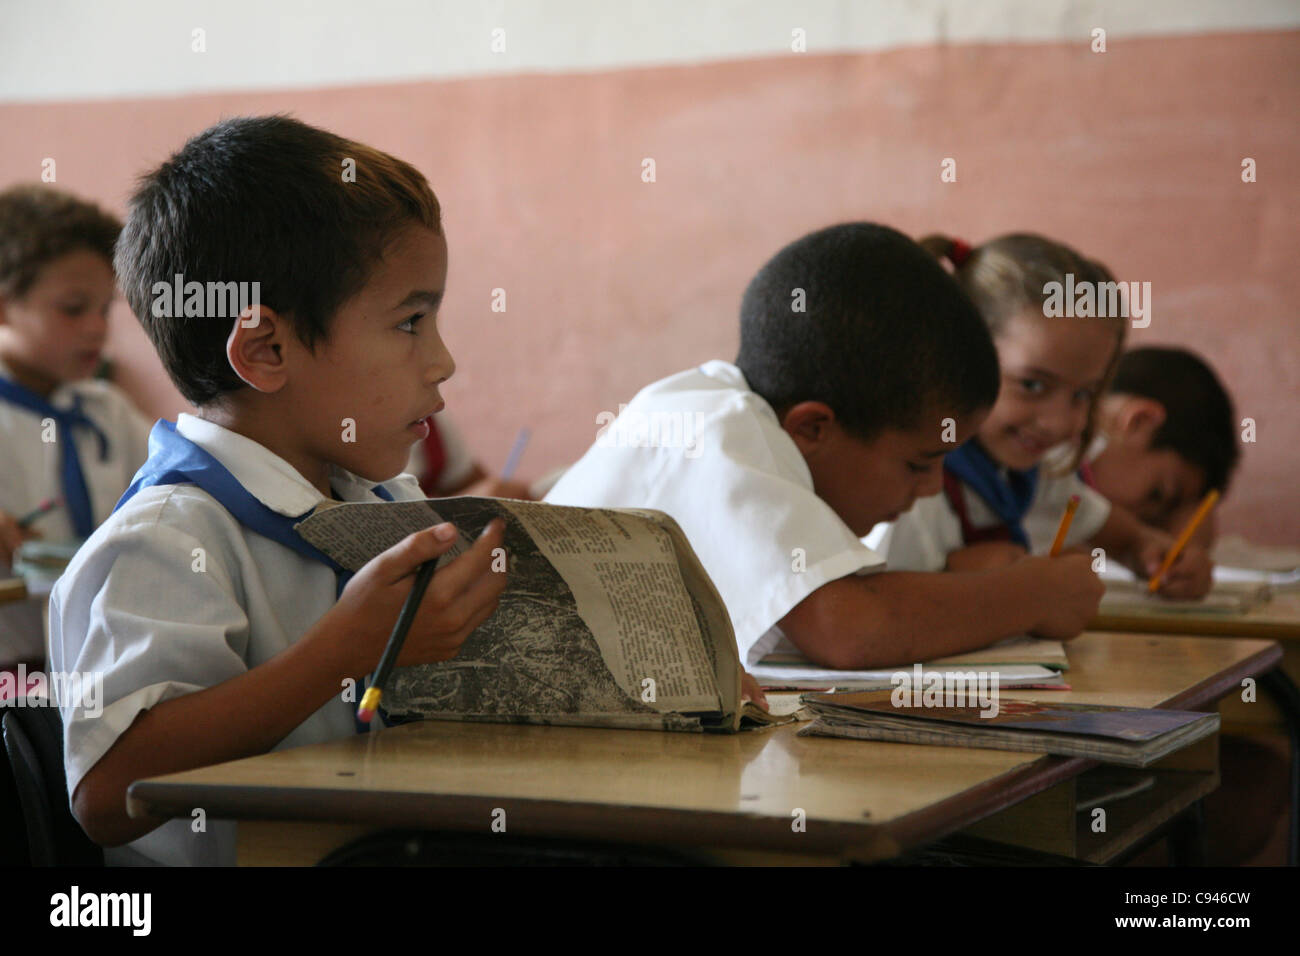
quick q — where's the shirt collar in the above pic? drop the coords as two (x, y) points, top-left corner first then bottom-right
(0, 356), (84, 411)
(698, 359), (749, 391)
(175, 413), (387, 517)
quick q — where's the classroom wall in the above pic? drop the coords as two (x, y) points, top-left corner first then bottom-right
(1, 12), (1297, 542)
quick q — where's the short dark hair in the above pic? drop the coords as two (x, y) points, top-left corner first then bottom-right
(737, 222), (998, 439)
(1111, 346), (1239, 493)
(0, 184), (121, 297)
(115, 115), (441, 406)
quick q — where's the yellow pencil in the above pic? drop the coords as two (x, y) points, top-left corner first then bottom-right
(1049, 495), (1081, 557)
(1147, 489), (1220, 593)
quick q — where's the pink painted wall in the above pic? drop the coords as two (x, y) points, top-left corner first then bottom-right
(2, 31), (1297, 541)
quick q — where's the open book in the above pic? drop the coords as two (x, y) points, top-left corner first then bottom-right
(1100, 576), (1271, 615)
(296, 497), (786, 733)
(799, 691), (1218, 767)
(1211, 536), (1300, 589)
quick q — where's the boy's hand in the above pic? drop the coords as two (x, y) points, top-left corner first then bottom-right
(0, 510), (41, 570)
(740, 670), (768, 710)
(1139, 534), (1213, 599)
(1022, 553), (1104, 641)
(335, 519), (508, 677)
(945, 541), (1027, 573)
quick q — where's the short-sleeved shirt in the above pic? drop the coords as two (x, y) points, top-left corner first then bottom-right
(544, 361), (884, 667)
(48, 413), (425, 866)
(866, 458), (1111, 572)
(0, 360), (151, 664)
(0, 359), (152, 544)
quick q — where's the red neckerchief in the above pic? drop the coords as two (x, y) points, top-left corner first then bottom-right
(942, 469), (1015, 544)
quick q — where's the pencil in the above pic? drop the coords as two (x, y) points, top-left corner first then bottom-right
(1147, 489), (1220, 593)
(1049, 495), (1081, 557)
(501, 427), (531, 481)
(356, 558), (440, 723)
(17, 497), (60, 528)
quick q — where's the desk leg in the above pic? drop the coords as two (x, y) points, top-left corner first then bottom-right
(1259, 667), (1300, 866)
(1166, 800), (1207, 866)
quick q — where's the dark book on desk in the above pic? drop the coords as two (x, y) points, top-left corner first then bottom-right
(799, 691), (1218, 767)
(296, 496), (787, 733)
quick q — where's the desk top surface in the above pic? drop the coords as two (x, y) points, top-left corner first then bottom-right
(1091, 590), (1300, 640)
(128, 631), (1280, 859)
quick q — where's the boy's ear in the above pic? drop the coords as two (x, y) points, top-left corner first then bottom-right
(225, 305), (290, 393)
(1114, 396), (1166, 446)
(780, 401), (837, 456)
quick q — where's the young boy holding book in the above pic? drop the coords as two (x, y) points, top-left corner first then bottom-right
(546, 223), (1104, 671)
(49, 117), (507, 865)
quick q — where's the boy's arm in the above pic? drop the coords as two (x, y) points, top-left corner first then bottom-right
(777, 554), (1104, 670)
(943, 541), (1027, 573)
(73, 609), (372, 846)
(1089, 503), (1212, 598)
(71, 521), (506, 847)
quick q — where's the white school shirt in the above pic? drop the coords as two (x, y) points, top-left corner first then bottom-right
(544, 360), (885, 667)
(48, 413), (425, 866)
(865, 457), (1111, 572)
(0, 359), (152, 545)
(0, 360), (151, 665)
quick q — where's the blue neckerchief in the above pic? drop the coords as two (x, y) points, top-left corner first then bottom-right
(116, 419), (395, 731)
(943, 440), (1039, 549)
(0, 376), (109, 538)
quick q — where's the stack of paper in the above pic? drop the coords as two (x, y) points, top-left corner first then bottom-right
(799, 691), (1219, 767)
(753, 637), (1069, 692)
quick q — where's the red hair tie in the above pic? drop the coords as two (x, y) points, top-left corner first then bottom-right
(949, 238), (973, 268)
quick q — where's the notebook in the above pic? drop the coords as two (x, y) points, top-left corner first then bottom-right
(799, 691), (1218, 767)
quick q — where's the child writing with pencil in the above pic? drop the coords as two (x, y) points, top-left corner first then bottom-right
(0, 185), (152, 567)
(547, 223), (1105, 672)
(868, 234), (1212, 598)
(1084, 346), (1239, 547)
(48, 117), (508, 865)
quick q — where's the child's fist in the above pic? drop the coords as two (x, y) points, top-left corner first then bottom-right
(740, 670), (768, 710)
(1143, 538), (1213, 600)
(0, 510), (40, 570)
(1026, 553), (1104, 641)
(336, 519), (508, 675)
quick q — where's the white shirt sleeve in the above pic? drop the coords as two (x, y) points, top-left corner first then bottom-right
(49, 488), (254, 799)
(1025, 471), (1112, 553)
(865, 493), (963, 572)
(546, 367), (884, 667)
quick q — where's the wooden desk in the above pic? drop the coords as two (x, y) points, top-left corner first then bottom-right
(1091, 591), (1300, 641)
(0, 578), (27, 605)
(1092, 592), (1300, 735)
(127, 632), (1279, 866)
